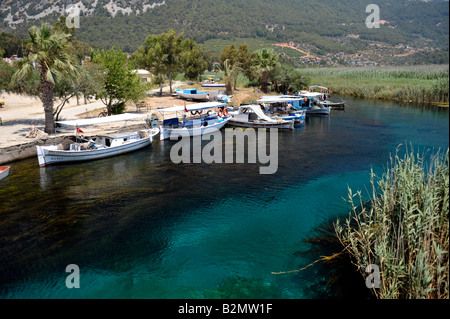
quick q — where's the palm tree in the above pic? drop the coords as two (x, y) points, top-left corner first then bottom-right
(221, 59), (242, 96)
(252, 48), (279, 93)
(12, 23), (77, 134)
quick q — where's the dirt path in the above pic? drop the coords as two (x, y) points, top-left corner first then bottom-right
(272, 43), (315, 58)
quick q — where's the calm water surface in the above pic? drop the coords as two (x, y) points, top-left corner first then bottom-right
(0, 97), (448, 298)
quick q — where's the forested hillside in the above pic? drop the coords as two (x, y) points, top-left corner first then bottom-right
(1, 0), (448, 64)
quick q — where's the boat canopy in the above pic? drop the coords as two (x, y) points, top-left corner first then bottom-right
(158, 102), (226, 113)
(299, 92), (322, 98)
(239, 104), (280, 123)
(309, 85), (329, 91)
(57, 113), (145, 127)
(258, 96), (305, 103)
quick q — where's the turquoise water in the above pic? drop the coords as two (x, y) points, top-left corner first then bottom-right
(0, 97), (448, 299)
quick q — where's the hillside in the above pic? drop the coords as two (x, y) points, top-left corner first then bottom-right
(1, 0), (449, 65)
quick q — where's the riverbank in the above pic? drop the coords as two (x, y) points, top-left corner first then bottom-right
(302, 65), (449, 104)
(0, 92), (182, 165)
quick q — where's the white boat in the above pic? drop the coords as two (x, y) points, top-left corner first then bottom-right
(176, 88), (219, 102)
(37, 129), (160, 167)
(297, 92), (332, 116)
(260, 93), (331, 116)
(256, 97), (306, 124)
(308, 86), (346, 109)
(36, 113), (160, 167)
(0, 166), (10, 181)
(228, 104), (294, 129)
(158, 101), (230, 141)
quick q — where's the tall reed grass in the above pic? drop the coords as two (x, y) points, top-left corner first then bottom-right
(302, 65), (449, 103)
(336, 146), (449, 299)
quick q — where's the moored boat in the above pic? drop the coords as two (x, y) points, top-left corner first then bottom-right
(0, 166), (10, 181)
(158, 101), (230, 141)
(256, 97), (306, 124)
(228, 104), (294, 129)
(297, 92), (332, 116)
(36, 113), (160, 167)
(37, 129), (160, 167)
(308, 85), (346, 109)
(176, 88), (219, 102)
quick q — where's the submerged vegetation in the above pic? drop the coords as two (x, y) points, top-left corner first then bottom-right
(336, 146), (449, 299)
(303, 65), (449, 104)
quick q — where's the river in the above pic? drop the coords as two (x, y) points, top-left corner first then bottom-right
(0, 97), (448, 298)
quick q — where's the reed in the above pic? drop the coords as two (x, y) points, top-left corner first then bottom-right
(336, 146), (449, 299)
(302, 65), (449, 103)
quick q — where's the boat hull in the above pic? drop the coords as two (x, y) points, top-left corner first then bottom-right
(0, 166), (10, 181)
(177, 90), (219, 101)
(227, 119), (294, 129)
(36, 130), (158, 167)
(160, 118), (229, 141)
(305, 107), (331, 116)
(321, 101), (345, 109)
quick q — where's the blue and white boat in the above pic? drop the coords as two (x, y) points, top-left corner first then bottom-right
(259, 94), (331, 116)
(227, 104), (295, 130)
(176, 88), (219, 102)
(257, 96), (306, 123)
(158, 102), (230, 141)
(297, 92), (332, 115)
(309, 86), (346, 109)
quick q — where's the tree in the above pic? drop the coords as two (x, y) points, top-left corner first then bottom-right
(220, 43), (238, 69)
(0, 32), (24, 58)
(220, 43), (255, 90)
(135, 30), (184, 95)
(53, 16), (92, 64)
(236, 43), (256, 81)
(91, 48), (147, 116)
(272, 65), (310, 94)
(134, 39), (166, 96)
(164, 30), (184, 93)
(0, 60), (14, 92)
(182, 38), (207, 81)
(11, 23), (78, 134)
(220, 59), (242, 96)
(252, 48), (279, 93)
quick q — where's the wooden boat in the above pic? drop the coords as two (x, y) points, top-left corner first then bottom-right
(321, 100), (346, 109)
(308, 85), (346, 109)
(257, 97), (306, 124)
(37, 129), (160, 167)
(36, 113), (160, 167)
(228, 104), (294, 129)
(0, 166), (10, 181)
(297, 92), (332, 116)
(158, 101), (230, 141)
(176, 88), (219, 102)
